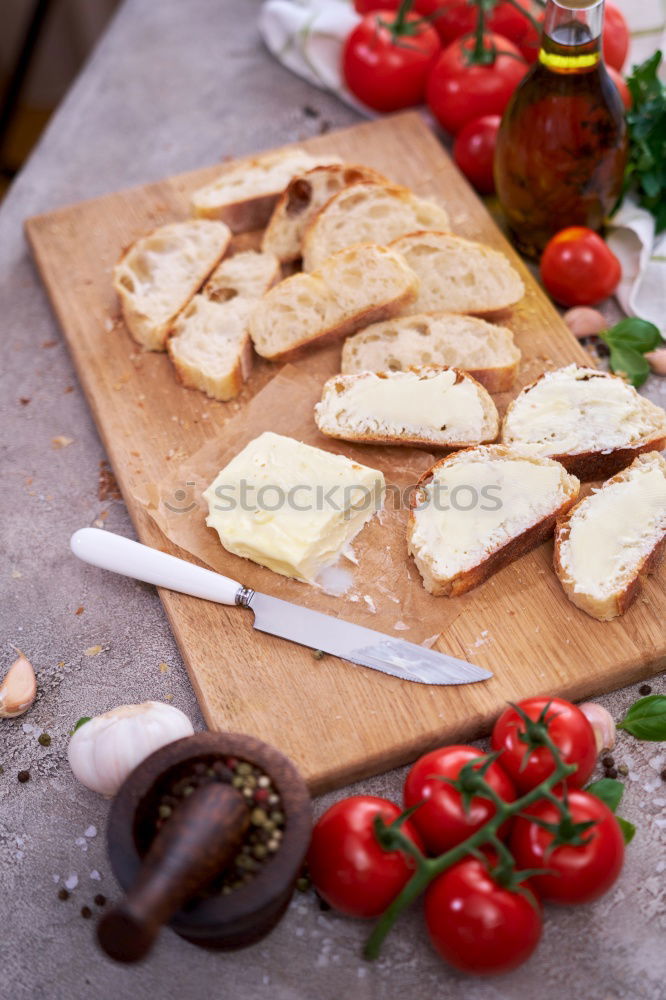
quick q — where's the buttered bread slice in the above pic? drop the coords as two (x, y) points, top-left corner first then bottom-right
(502, 365), (666, 480)
(554, 452), (666, 621)
(302, 183), (451, 271)
(315, 368), (499, 449)
(408, 445), (580, 596)
(248, 244), (418, 361)
(341, 313), (521, 393)
(203, 431), (385, 583)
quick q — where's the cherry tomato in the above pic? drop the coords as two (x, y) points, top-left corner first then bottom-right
(307, 795), (423, 917)
(427, 33), (528, 135)
(453, 114), (501, 194)
(540, 227), (622, 307)
(343, 11), (441, 113)
(416, 0), (476, 47)
(607, 65), (631, 110)
(603, 4), (629, 72)
(404, 745), (516, 854)
(425, 856), (542, 975)
(489, 0), (541, 62)
(511, 790), (625, 904)
(492, 696), (597, 793)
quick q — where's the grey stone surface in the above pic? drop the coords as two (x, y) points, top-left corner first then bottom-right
(0, 1), (664, 998)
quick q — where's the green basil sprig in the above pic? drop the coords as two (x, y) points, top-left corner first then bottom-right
(600, 318), (664, 387)
(618, 695), (666, 741)
(586, 777), (636, 844)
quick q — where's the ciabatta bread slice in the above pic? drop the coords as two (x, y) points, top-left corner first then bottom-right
(315, 368), (499, 448)
(262, 163), (390, 263)
(168, 250), (279, 401)
(190, 149), (341, 231)
(554, 451), (666, 621)
(302, 183), (451, 271)
(248, 243), (419, 361)
(501, 364), (666, 480)
(407, 445), (580, 596)
(341, 313), (521, 393)
(390, 232), (525, 315)
(113, 220), (231, 351)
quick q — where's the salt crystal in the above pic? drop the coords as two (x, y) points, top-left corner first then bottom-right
(75, 837), (87, 848)
(22, 723), (34, 734)
(90, 870), (101, 881)
(363, 595), (376, 613)
(15, 851), (24, 860)
(84, 825), (97, 838)
(394, 621), (410, 631)
(52, 874), (60, 883)
(64, 873), (78, 890)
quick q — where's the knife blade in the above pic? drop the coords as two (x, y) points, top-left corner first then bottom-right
(70, 528), (492, 686)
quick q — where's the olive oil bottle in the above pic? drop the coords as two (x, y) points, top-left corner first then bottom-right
(494, 0), (627, 257)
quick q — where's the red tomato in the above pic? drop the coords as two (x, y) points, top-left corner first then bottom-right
(307, 795), (423, 917)
(489, 0), (541, 62)
(511, 790), (625, 904)
(425, 856), (542, 975)
(416, 0), (476, 47)
(343, 11), (441, 113)
(453, 114), (501, 194)
(607, 65), (631, 110)
(404, 745), (516, 854)
(540, 227), (622, 306)
(427, 33), (528, 135)
(603, 4), (629, 72)
(491, 696), (597, 792)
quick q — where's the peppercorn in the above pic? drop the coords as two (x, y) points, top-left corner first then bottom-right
(602, 755), (615, 768)
(618, 764), (629, 777)
(17, 770), (30, 783)
(639, 684), (652, 696)
(57, 888), (70, 901)
(94, 894), (106, 907)
(606, 767), (618, 779)
(661, 768), (666, 782)
(313, 649), (325, 660)
(296, 876), (311, 892)
(80, 906), (92, 919)
(38, 733), (51, 747)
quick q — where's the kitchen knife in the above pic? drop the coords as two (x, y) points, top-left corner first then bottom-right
(70, 528), (492, 686)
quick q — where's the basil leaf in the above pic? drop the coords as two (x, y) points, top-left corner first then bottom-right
(586, 777), (624, 812)
(617, 816), (636, 845)
(71, 716), (91, 734)
(603, 317), (663, 353)
(624, 52), (666, 234)
(617, 695), (666, 740)
(607, 344), (650, 387)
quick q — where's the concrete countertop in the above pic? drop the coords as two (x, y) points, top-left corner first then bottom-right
(0, 1), (664, 997)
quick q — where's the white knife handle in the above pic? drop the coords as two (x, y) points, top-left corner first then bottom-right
(70, 528), (242, 606)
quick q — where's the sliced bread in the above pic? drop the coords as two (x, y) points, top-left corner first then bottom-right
(302, 183), (451, 271)
(501, 364), (666, 480)
(248, 243), (419, 361)
(407, 445), (580, 596)
(113, 220), (231, 351)
(390, 232), (525, 316)
(190, 149), (341, 231)
(315, 367), (499, 449)
(554, 451), (666, 621)
(341, 313), (521, 393)
(262, 163), (390, 263)
(168, 250), (280, 401)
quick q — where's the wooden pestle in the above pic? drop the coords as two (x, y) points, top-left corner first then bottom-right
(98, 782), (250, 962)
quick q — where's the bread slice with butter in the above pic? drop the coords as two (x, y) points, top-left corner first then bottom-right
(390, 232), (525, 316)
(502, 365), (666, 480)
(262, 163), (390, 263)
(341, 313), (521, 393)
(554, 451), (666, 621)
(302, 183), (451, 272)
(190, 149), (342, 231)
(168, 250), (280, 401)
(203, 431), (385, 583)
(407, 445), (580, 596)
(248, 244), (419, 361)
(113, 220), (231, 351)
(315, 368), (499, 449)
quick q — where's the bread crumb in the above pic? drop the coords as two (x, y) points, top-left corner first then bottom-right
(52, 435), (73, 449)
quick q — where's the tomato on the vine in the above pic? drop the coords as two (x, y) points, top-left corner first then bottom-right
(307, 795), (423, 918)
(404, 745), (516, 854)
(427, 33), (528, 135)
(540, 227), (622, 307)
(453, 114), (501, 194)
(603, 3), (629, 72)
(511, 790), (625, 904)
(425, 855), (542, 975)
(343, 10), (441, 113)
(491, 696), (597, 792)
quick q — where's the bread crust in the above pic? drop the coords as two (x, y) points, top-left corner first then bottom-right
(167, 333), (252, 402)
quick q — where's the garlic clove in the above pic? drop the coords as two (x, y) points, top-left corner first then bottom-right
(0, 652), (37, 718)
(579, 702), (616, 753)
(645, 348), (666, 376)
(563, 307), (608, 340)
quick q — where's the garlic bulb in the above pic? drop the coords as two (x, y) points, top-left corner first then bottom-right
(563, 307), (607, 340)
(645, 348), (666, 376)
(0, 652), (37, 718)
(579, 702), (616, 754)
(67, 701), (194, 797)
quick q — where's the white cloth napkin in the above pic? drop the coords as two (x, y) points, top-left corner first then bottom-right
(260, 0), (666, 330)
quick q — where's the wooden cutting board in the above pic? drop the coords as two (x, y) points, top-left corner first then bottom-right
(26, 112), (666, 792)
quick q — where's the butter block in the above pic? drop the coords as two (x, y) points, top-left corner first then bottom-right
(203, 432), (385, 582)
